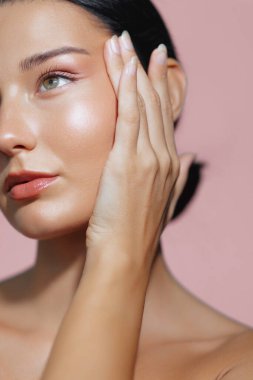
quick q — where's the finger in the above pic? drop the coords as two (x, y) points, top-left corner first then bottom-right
(104, 35), (124, 95)
(148, 45), (178, 157)
(165, 153), (196, 223)
(119, 31), (169, 157)
(113, 56), (140, 153)
(104, 36), (148, 154)
(136, 93), (150, 153)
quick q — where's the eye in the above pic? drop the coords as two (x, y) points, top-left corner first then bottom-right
(39, 74), (73, 93)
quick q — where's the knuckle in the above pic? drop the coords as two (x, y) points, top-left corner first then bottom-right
(137, 95), (146, 112)
(149, 89), (161, 108)
(160, 152), (172, 173)
(120, 109), (139, 125)
(141, 151), (159, 172)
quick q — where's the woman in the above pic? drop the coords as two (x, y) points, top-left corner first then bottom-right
(0, 0), (252, 379)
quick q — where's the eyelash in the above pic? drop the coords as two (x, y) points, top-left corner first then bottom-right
(37, 65), (78, 92)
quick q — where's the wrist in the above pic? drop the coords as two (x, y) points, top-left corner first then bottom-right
(82, 245), (151, 289)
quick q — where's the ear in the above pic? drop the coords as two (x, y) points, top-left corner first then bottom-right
(166, 58), (187, 122)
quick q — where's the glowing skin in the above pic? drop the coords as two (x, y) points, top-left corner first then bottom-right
(0, 0), (116, 239)
(0, 2), (252, 380)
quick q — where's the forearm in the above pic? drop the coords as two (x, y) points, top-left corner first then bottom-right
(40, 252), (150, 380)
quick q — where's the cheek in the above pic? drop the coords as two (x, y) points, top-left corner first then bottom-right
(29, 78), (118, 236)
(45, 77), (118, 168)
(0, 78), (118, 239)
(57, 85), (117, 178)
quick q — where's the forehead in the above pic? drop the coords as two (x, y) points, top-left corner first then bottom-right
(0, 0), (109, 67)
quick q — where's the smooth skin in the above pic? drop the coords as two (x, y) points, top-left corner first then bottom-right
(0, 1), (252, 379)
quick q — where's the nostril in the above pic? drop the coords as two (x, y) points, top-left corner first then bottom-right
(13, 145), (26, 149)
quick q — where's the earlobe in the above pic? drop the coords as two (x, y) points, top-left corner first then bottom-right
(166, 58), (187, 122)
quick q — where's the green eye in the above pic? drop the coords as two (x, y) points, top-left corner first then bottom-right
(39, 75), (72, 93)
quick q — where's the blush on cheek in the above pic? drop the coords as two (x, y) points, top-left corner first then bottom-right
(65, 103), (92, 133)
(41, 70), (118, 171)
(61, 102), (98, 154)
(61, 94), (117, 153)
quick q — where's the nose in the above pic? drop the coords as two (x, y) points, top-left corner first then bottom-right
(0, 96), (37, 158)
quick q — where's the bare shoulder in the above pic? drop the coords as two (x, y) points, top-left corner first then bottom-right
(0, 272), (53, 380)
(215, 329), (253, 379)
(222, 327), (253, 353)
(189, 327), (253, 380)
(136, 318), (253, 380)
(184, 289), (253, 379)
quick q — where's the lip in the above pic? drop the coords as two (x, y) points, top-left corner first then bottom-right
(4, 171), (58, 194)
(9, 176), (58, 200)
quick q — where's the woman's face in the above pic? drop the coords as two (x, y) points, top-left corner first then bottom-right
(0, 0), (117, 239)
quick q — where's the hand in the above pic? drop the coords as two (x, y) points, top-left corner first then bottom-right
(85, 31), (195, 274)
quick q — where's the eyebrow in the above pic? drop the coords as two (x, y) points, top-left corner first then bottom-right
(19, 46), (90, 72)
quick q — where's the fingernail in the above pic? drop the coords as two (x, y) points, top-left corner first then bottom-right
(156, 44), (168, 65)
(121, 30), (134, 51)
(126, 56), (138, 76)
(110, 35), (121, 55)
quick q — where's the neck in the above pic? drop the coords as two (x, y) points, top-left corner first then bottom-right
(29, 230), (87, 329)
(27, 233), (211, 344)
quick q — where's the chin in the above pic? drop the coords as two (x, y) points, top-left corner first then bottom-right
(1, 199), (91, 241)
(6, 216), (88, 240)
(15, 222), (88, 241)
(13, 219), (89, 241)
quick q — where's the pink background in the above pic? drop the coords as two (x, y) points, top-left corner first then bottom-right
(1, 0), (253, 326)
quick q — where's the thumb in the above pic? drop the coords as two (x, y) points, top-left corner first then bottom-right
(166, 153), (196, 223)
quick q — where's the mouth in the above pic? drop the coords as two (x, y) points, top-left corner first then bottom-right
(4, 171), (59, 200)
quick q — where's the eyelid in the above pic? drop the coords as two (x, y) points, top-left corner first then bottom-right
(36, 65), (79, 92)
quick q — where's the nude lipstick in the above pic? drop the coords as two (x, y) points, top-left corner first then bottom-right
(4, 172), (58, 200)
